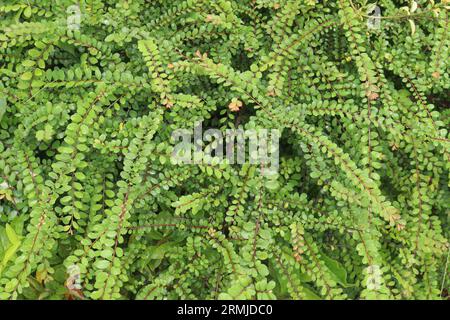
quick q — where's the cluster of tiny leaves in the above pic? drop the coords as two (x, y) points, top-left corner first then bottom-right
(0, 0), (449, 300)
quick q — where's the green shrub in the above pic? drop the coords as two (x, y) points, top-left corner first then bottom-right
(0, 0), (449, 300)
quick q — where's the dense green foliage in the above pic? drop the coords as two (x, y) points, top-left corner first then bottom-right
(0, 0), (449, 300)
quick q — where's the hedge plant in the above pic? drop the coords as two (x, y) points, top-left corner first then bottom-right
(0, 0), (449, 300)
